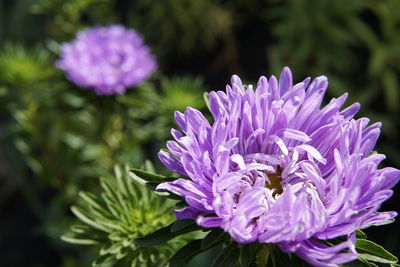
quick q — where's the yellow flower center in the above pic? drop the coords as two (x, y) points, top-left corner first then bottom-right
(265, 166), (283, 195)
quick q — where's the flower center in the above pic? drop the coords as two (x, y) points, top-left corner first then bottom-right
(265, 166), (283, 195)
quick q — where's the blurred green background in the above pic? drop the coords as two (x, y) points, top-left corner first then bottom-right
(0, 0), (399, 266)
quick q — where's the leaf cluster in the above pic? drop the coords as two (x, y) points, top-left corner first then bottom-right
(63, 165), (184, 267)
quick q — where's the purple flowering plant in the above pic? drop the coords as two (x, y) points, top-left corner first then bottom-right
(132, 67), (399, 267)
(56, 25), (157, 95)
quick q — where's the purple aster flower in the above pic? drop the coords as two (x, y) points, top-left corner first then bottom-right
(56, 25), (157, 95)
(157, 67), (400, 266)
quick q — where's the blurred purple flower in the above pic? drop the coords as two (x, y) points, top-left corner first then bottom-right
(56, 25), (157, 95)
(157, 67), (400, 266)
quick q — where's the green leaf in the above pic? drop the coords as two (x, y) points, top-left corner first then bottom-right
(373, 218), (395, 227)
(135, 222), (200, 247)
(240, 245), (253, 267)
(356, 239), (398, 264)
(71, 206), (111, 233)
(201, 228), (226, 250)
(356, 229), (367, 239)
(61, 233), (100, 245)
(171, 219), (195, 232)
(62, 165), (179, 266)
(357, 257), (379, 267)
(257, 245), (271, 267)
(130, 168), (165, 183)
(144, 160), (156, 173)
(92, 254), (114, 266)
(99, 242), (123, 256)
(360, 219), (395, 229)
(383, 70), (399, 112)
(154, 191), (184, 200)
(358, 254), (397, 264)
(175, 200), (187, 208)
(130, 168), (180, 192)
(167, 228), (225, 267)
(145, 177), (177, 191)
(212, 242), (240, 267)
(240, 243), (262, 267)
(78, 192), (101, 210)
(289, 254), (314, 267)
(169, 239), (204, 267)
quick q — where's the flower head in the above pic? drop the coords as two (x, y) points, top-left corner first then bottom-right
(157, 67), (400, 266)
(56, 25), (157, 95)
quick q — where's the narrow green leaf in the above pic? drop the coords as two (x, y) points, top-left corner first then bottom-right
(130, 168), (165, 183)
(372, 218), (395, 227)
(61, 233), (100, 245)
(130, 167), (178, 192)
(212, 242), (240, 267)
(115, 165), (129, 197)
(145, 177), (177, 191)
(144, 160), (156, 173)
(171, 219), (195, 232)
(92, 254), (114, 266)
(357, 257), (379, 267)
(289, 254), (314, 267)
(201, 228), (226, 250)
(356, 229), (367, 239)
(135, 222), (200, 247)
(71, 206), (111, 233)
(175, 200), (187, 208)
(356, 239), (398, 264)
(360, 219), (395, 230)
(240, 244), (256, 267)
(169, 239), (203, 267)
(99, 242), (123, 256)
(257, 245), (271, 267)
(383, 70), (399, 112)
(347, 17), (379, 49)
(358, 254), (397, 264)
(70, 224), (93, 234)
(239, 243), (263, 267)
(78, 192), (100, 209)
(154, 190), (183, 200)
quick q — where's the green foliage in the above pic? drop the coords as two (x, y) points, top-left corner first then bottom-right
(270, 0), (396, 112)
(62, 165), (181, 267)
(128, 0), (235, 55)
(160, 76), (206, 112)
(0, 43), (57, 86)
(350, 0), (400, 112)
(126, 76), (207, 139)
(31, 0), (114, 37)
(0, 40), (207, 252)
(134, 220), (200, 247)
(169, 239), (205, 267)
(0, 0), (45, 43)
(270, 0), (364, 77)
(130, 167), (183, 194)
(356, 239), (398, 264)
(0, 0), (399, 266)
(3, 75), (206, 259)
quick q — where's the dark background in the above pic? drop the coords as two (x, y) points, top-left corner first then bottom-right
(0, 0), (399, 266)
